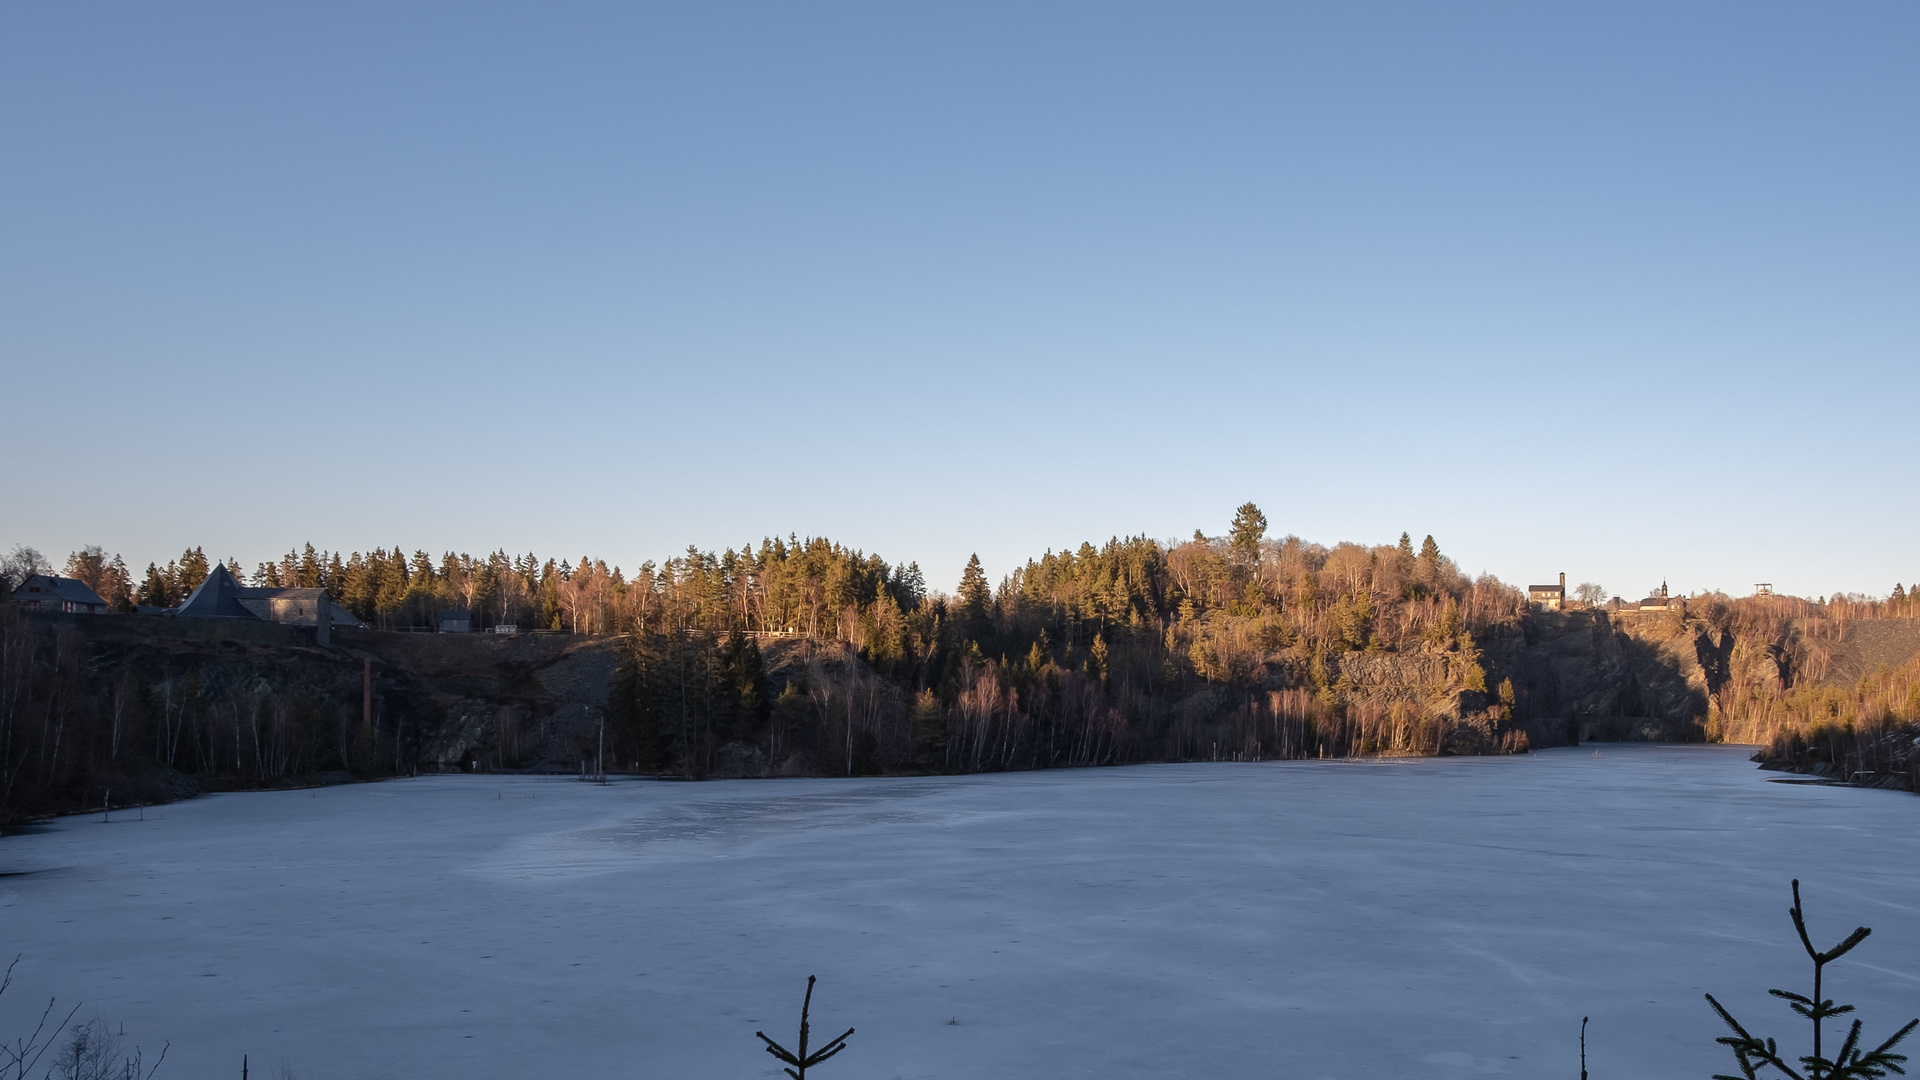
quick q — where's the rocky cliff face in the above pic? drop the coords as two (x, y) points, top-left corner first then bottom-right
(343, 629), (623, 771)
(48, 616), (625, 780)
(1258, 610), (1717, 750)
(1484, 611), (1712, 742)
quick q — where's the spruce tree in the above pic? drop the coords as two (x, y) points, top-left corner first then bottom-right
(897, 561), (927, 607)
(1088, 633), (1109, 683)
(297, 544), (322, 588)
(610, 632), (669, 771)
(176, 547), (210, 593)
(1228, 502), (1268, 564)
(1707, 880), (1916, 1080)
(326, 553), (348, 600)
(374, 549), (409, 627)
(105, 555), (134, 611)
(958, 554), (992, 639)
(539, 559), (562, 630)
(135, 563), (170, 608)
(63, 546), (107, 592)
(1417, 535), (1442, 583)
(341, 552), (374, 621)
(757, 976), (853, 1080)
(718, 630), (770, 744)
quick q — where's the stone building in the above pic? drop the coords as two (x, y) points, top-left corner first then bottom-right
(1528, 573), (1566, 611)
(175, 564), (361, 643)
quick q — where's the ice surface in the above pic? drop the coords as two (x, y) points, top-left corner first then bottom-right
(3, 746), (1917, 1079)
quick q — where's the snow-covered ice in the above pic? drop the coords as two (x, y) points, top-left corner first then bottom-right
(3, 746), (1917, 1079)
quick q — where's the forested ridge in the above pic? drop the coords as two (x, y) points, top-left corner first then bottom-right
(7, 504), (1920, 820)
(604, 511), (1539, 781)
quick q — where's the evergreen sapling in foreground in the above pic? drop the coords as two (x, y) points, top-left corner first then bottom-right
(1706, 880), (1918, 1080)
(756, 976), (853, 1080)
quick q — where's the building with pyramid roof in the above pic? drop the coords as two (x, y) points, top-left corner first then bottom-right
(175, 564), (360, 644)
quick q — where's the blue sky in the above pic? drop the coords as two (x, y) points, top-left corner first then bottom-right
(4, 3), (1915, 600)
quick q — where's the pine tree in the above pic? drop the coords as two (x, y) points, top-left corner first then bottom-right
(63, 547), (108, 593)
(910, 689), (947, 772)
(1456, 635), (1488, 695)
(958, 555), (992, 635)
(1707, 880), (1917, 1080)
(539, 559), (562, 631)
(471, 562), (499, 628)
(720, 631), (770, 743)
(757, 976), (853, 1080)
(135, 563), (171, 608)
(611, 632), (669, 771)
(297, 544), (322, 588)
(1228, 502), (1268, 564)
(105, 555), (134, 611)
(342, 552), (376, 621)
(896, 562), (927, 607)
(1417, 535), (1442, 584)
(176, 548), (210, 594)
(374, 549), (409, 628)
(63, 546), (135, 610)
(325, 553), (348, 601)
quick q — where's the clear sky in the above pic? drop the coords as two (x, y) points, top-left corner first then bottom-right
(4, 3), (1915, 600)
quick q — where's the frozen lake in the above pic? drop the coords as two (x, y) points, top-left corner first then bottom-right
(4, 746), (1917, 1079)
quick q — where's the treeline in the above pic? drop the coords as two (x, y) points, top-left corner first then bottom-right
(17, 512), (1920, 818)
(602, 506), (1533, 777)
(1753, 650), (1920, 789)
(1676, 591), (1919, 745)
(3, 544), (222, 614)
(0, 601), (397, 821)
(1811, 587), (1920, 623)
(2, 508), (1545, 813)
(69, 539), (928, 636)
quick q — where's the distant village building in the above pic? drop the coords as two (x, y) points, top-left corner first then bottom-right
(438, 610), (472, 633)
(1754, 583), (1773, 597)
(1636, 582), (1673, 610)
(9, 574), (110, 614)
(1528, 573), (1566, 611)
(174, 564), (361, 643)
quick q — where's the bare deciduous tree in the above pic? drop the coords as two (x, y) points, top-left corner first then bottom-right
(0, 547), (49, 594)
